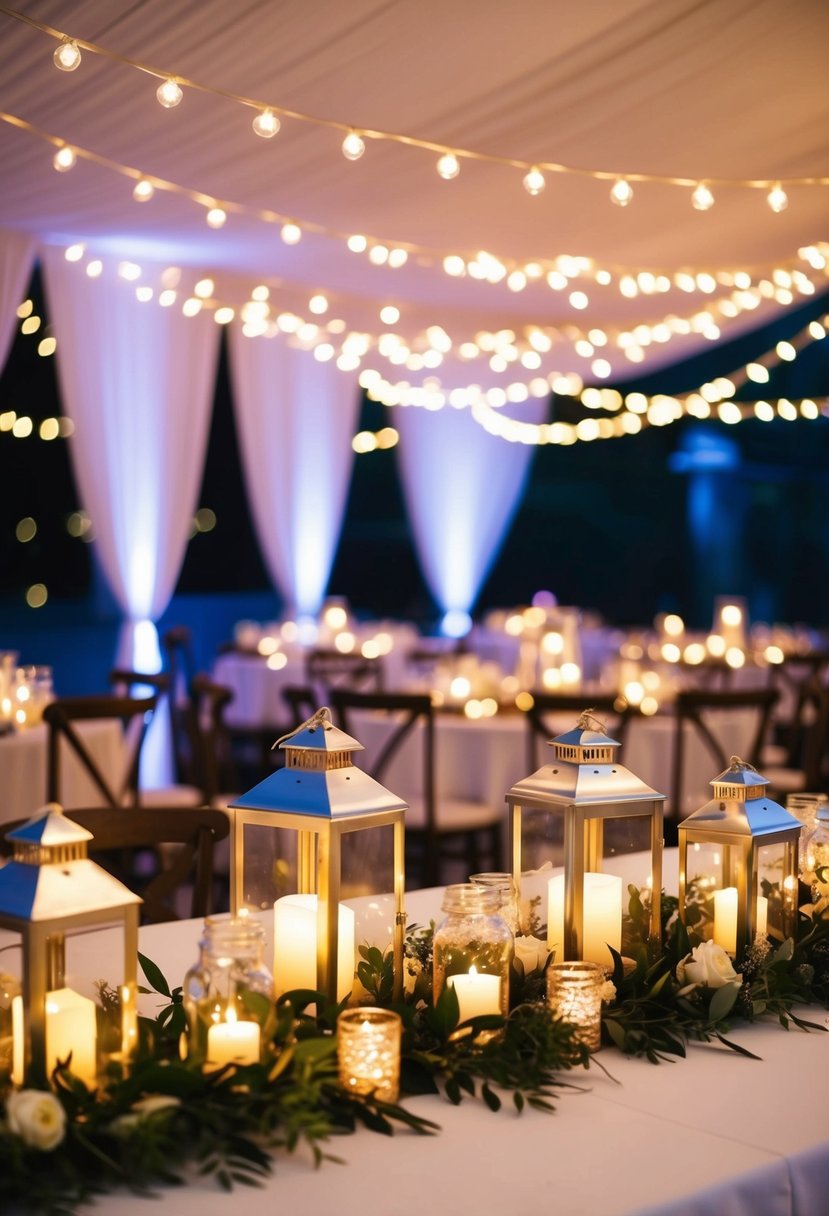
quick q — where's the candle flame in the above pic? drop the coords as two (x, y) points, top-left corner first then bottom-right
(468, 965), (478, 977)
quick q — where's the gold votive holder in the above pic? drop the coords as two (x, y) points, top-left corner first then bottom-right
(337, 1007), (402, 1103)
(546, 960), (604, 1053)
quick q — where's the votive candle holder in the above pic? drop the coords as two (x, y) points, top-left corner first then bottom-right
(546, 960), (604, 1053)
(337, 1007), (402, 1103)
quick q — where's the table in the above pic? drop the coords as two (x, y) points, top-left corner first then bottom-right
(0, 720), (126, 825)
(64, 900), (829, 1216)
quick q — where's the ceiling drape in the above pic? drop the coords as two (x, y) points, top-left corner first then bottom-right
(228, 330), (360, 618)
(41, 247), (219, 781)
(395, 398), (548, 629)
(0, 229), (35, 373)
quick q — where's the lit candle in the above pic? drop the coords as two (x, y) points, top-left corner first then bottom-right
(337, 1007), (401, 1103)
(206, 1006), (260, 1067)
(714, 887), (769, 953)
(446, 965), (502, 1021)
(547, 961), (604, 1053)
(273, 894), (355, 1002)
(44, 987), (97, 1085)
(547, 872), (622, 968)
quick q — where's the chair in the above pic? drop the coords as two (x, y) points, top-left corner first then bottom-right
(108, 669), (204, 806)
(0, 805), (230, 923)
(762, 659), (829, 797)
(161, 625), (199, 703)
(281, 684), (321, 730)
(667, 687), (780, 844)
(306, 649), (383, 703)
(330, 689), (503, 889)
(522, 691), (638, 771)
(43, 691), (161, 809)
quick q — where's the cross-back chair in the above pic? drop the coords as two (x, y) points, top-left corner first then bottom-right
(668, 686), (780, 843)
(523, 691), (637, 771)
(330, 688), (502, 889)
(0, 805), (230, 923)
(108, 668), (205, 806)
(306, 649), (383, 703)
(43, 690), (161, 809)
(281, 683), (321, 731)
(763, 657), (829, 798)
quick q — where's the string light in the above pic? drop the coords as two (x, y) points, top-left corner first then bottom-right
(610, 178), (634, 207)
(132, 177), (154, 201)
(156, 77), (183, 108)
(767, 183), (788, 213)
(522, 166), (546, 196)
(436, 152), (460, 180)
(280, 222), (301, 244)
(341, 130), (365, 161)
(52, 144), (75, 172)
(252, 108), (280, 138)
(691, 182), (715, 211)
(52, 38), (80, 71)
(205, 206), (227, 228)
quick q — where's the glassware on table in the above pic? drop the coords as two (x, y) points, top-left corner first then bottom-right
(547, 959), (604, 1053)
(432, 884), (512, 1033)
(13, 665), (54, 729)
(0, 651), (19, 733)
(468, 871), (520, 935)
(337, 1007), (402, 1103)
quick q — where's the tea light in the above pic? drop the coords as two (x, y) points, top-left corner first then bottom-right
(273, 894), (355, 1001)
(547, 960), (604, 1052)
(337, 1007), (401, 1103)
(446, 965), (502, 1022)
(206, 1006), (261, 1067)
(713, 888), (769, 954)
(547, 872), (622, 968)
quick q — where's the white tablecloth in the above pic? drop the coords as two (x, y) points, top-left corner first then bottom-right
(72, 905), (829, 1216)
(0, 720), (126, 825)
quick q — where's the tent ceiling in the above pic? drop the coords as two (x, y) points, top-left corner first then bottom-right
(1, 0), (827, 389)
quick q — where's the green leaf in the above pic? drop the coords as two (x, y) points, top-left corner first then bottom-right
(708, 981), (740, 1023)
(138, 952), (171, 997)
(481, 1083), (501, 1112)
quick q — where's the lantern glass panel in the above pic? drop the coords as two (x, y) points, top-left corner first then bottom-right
(684, 841), (728, 942)
(757, 842), (795, 941)
(0, 934), (21, 1081)
(239, 822), (298, 912)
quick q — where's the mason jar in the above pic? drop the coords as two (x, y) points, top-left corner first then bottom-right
(432, 883), (512, 1023)
(183, 914), (275, 1068)
(468, 871), (520, 935)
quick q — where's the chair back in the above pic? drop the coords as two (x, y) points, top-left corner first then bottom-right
(769, 652), (829, 788)
(161, 625), (199, 702)
(670, 686), (780, 829)
(43, 691), (160, 809)
(0, 805), (230, 923)
(281, 684), (321, 730)
(188, 674), (238, 802)
(306, 649), (383, 702)
(523, 691), (636, 770)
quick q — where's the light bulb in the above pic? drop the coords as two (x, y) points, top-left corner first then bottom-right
(691, 182), (714, 211)
(206, 207), (227, 228)
(523, 166), (546, 195)
(342, 131), (365, 161)
(132, 178), (155, 202)
(252, 108), (280, 138)
(53, 146), (76, 172)
(767, 183), (788, 213)
(610, 178), (633, 207)
(280, 222), (301, 244)
(156, 78), (183, 108)
(53, 39), (81, 71)
(437, 152), (460, 180)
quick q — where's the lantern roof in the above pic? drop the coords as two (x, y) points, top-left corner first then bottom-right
(506, 712), (663, 808)
(680, 782), (800, 839)
(230, 708), (407, 819)
(709, 756), (770, 801)
(0, 804), (141, 922)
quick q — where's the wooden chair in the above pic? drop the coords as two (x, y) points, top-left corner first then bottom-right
(108, 669), (204, 806)
(330, 689), (503, 889)
(523, 691), (638, 771)
(43, 690), (161, 809)
(281, 684), (320, 731)
(306, 649), (383, 703)
(161, 625), (199, 702)
(0, 805), (230, 923)
(667, 686), (780, 844)
(763, 660), (829, 798)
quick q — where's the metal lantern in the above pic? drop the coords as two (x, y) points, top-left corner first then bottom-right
(0, 804), (140, 1087)
(678, 756), (800, 960)
(507, 710), (664, 969)
(229, 708), (407, 1005)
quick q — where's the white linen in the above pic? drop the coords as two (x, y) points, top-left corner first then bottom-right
(0, 227), (35, 371)
(228, 332), (360, 617)
(0, 720), (126, 824)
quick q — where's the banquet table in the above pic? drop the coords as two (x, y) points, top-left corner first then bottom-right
(52, 878), (829, 1216)
(0, 720), (126, 825)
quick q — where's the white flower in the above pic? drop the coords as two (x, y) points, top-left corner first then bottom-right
(6, 1089), (67, 1152)
(109, 1094), (181, 1136)
(676, 940), (740, 995)
(513, 935), (549, 974)
(600, 980), (617, 1004)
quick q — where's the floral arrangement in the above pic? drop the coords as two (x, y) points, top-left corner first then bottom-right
(3, 897), (829, 1214)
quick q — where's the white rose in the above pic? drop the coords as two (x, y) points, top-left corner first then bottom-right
(6, 1089), (67, 1152)
(110, 1093), (181, 1136)
(513, 935), (549, 974)
(676, 939), (739, 995)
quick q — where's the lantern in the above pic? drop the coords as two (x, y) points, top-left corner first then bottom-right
(229, 708), (406, 1005)
(0, 804), (140, 1087)
(678, 756), (800, 960)
(506, 710), (664, 969)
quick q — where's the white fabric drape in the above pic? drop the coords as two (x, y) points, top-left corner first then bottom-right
(228, 330), (360, 617)
(41, 248), (219, 780)
(395, 400), (548, 623)
(0, 229), (36, 373)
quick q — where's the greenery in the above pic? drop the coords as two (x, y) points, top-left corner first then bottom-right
(4, 897), (829, 1213)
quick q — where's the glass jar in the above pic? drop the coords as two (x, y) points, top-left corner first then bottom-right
(546, 960), (604, 1053)
(803, 803), (829, 906)
(183, 915), (275, 1068)
(432, 883), (512, 1023)
(337, 1007), (402, 1103)
(468, 871), (520, 935)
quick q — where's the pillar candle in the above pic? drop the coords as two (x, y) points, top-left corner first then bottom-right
(45, 987), (97, 1085)
(547, 872), (622, 968)
(714, 887), (769, 953)
(206, 1008), (260, 1067)
(273, 894), (355, 1002)
(446, 966), (502, 1021)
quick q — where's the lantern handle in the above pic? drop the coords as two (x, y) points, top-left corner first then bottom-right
(727, 755), (757, 772)
(272, 706), (333, 749)
(576, 707), (608, 734)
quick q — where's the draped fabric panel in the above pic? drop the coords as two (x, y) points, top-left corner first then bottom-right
(395, 400), (548, 623)
(228, 330), (360, 617)
(41, 248), (220, 781)
(0, 229), (36, 373)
